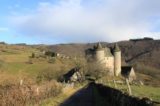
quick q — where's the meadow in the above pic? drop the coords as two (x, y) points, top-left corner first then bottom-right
(0, 44), (159, 106)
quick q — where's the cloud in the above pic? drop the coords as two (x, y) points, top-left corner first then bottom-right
(9, 0), (160, 43)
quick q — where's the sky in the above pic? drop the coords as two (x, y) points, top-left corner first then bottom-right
(0, 0), (160, 44)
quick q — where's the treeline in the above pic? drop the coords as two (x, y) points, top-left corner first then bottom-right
(130, 37), (154, 42)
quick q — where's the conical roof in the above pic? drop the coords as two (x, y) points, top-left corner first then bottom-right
(96, 42), (103, 50)
(104, 47), (113, 57)
(114, 43), (120, 52)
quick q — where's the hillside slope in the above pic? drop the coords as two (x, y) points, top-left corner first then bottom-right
(45, 39), (160, 81)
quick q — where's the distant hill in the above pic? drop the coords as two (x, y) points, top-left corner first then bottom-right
(0, 39), (159, 85)
(42, 39), (160, 81)
(45, 40), (160, 68)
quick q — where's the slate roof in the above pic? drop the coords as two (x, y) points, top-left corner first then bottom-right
(121, 66), (133, 76)
(64, 67), (80, 78)
(104, 47), (113, 57)
(96, 42), (103, 50)
(63, 67), (81, 82)
(114, 43), (120, 52)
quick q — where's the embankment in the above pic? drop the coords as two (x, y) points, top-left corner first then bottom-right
(92, 82), (160, 106)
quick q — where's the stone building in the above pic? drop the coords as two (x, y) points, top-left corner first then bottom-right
(86, 43), (137, 79)
(121, 66), (136, 81)
(60, 67), (84, 83)
(86, 43), (121, 76)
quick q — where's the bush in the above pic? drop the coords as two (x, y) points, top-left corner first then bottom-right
(26, 58), (33, 64)
(0, 60), (4, 68)
(31, 53), (35, 58)
(36, 68), (61, 83)
(0, 80), (62, 106)
(48, 58), (56, 63)
(45, 51), (56, 57)
(134, 63), (160, 80)
(86, 61), (110, 80)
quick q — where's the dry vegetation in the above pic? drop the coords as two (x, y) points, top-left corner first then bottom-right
(46, 40), (160, 84)
(0, 44), (76, 106)
(0, 77), (62, 106)
(0, 42), (159, 105)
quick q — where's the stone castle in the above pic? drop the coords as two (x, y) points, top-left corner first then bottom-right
(62, 42), (136, 83)
(90, 43), (121, 76)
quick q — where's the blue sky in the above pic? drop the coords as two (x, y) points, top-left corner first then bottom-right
(0, 0), (160, 44)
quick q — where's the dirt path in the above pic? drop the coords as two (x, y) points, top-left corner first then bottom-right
(60, 84), (94, 106)
(60, 83), (158, 106)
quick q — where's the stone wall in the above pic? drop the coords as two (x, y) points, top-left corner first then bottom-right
(114, 51), (121, 76)
(95, 50), (105, 61)
(91, 83), (159, 106)
(104, 57), (114, 75)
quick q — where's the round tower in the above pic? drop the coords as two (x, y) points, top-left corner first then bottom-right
(114, 43), (121, 76)
(95, 43), (105, 61)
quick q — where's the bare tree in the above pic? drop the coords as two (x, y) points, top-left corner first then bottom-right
(86, 61), (110, 80)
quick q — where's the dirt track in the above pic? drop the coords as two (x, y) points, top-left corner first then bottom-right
(60, 84), (95, 106)
(60, 83), (159, 106)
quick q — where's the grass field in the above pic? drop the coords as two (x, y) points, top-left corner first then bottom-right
(0, 45), (75, 77)
(0, 44), (159, 105)
(40, 82), (160, 106)
(102, 81), (160, 102)
(40, 85), (81, 106)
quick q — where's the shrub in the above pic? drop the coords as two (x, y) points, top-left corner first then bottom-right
(0, 80), (62, 106)
(135, 63), (160, 78)
(31, 53), (35, 58)
(36, 68), (61, 83)
(45, 51), (56, 57)
(48, 58), (56, 63)
(86, 61), (110, 80)
(26, 58), (33, 64)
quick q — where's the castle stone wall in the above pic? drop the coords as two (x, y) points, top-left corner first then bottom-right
(95, 50), (105, 62)
(104, 57), (114, 75)
(114, 51), (121, 76)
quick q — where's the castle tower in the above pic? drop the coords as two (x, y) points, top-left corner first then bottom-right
(95, 43), (105, 62)
(114, 43), (121, 76)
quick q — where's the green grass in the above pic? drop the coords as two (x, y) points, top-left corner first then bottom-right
(0, 45), (75, 77)
(103, 82), (160, 102)
(40, 92), (70, 106)
(132, 85), (160, 101)
(40, 85), (80, 106)
(0, 44), (159, 103)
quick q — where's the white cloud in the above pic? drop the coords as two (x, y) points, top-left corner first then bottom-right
(9, 0), (160, 43)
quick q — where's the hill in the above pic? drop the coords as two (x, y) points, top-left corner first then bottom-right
(0, 40), (159, 104)
(43, 39), (160, 84)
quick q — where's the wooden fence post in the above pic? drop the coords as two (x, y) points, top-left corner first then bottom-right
(20, 79), (23, 86)
(36, 87), (39, 95)
(126, 78), (132, 95)
(113, 79), (117, 88)
(107, 80), (111, 86)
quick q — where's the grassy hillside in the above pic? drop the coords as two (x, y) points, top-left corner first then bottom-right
(44, 39), (160, 83)
(0, 44), (77, 79)
(45, 40), (160, 68)
(0, 42), (159, 105)
(1, 41), (159, 84)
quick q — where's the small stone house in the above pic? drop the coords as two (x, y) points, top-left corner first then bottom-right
(61, 67), (84, 83)
(121, 66), (136, 82)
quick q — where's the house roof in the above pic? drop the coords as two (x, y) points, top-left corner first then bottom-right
(121, 66), (133, 76)
(63, 67), (80, 78)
